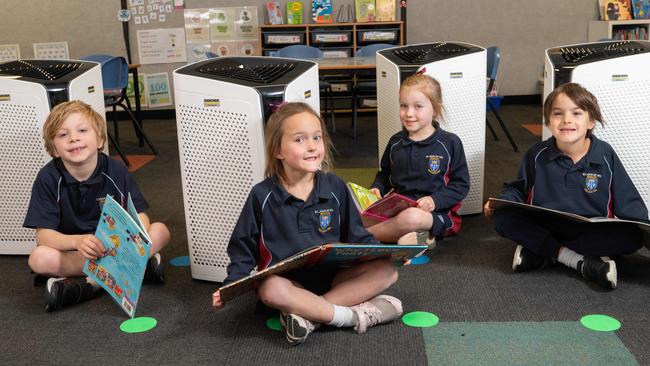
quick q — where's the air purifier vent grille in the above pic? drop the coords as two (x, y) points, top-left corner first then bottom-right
(559, 41), (645, 63)
(198, 59), (296, 84)
(392, 43), (472, 64)
(0, 60), (82, 80)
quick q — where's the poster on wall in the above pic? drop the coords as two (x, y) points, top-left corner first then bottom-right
(145, 72), (173, 108)
(137, 28), (187, 64)
(127, 73), (148, 107)
(0, 44), (20, 62)
(185, 6), (260, 58)
(33, 42), (69, 60)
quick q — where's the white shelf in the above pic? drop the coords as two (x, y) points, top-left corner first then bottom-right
(588, 20), (650, 41)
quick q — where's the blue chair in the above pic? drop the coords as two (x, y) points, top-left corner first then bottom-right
(205, 51), (218, 59)
(80, 54), (157, 166)
(486, 46), (518, 152)
(350, 43), (394, 138)
(270, 45), (335, 132)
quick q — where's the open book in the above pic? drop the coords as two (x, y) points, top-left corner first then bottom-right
(347, 182), (418, 222)
(219, 242), (428, 301)
(83, 194), (151, 318)
(489, 197), (650, 244)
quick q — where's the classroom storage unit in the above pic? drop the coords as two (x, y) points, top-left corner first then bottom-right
(0, 59), (105, 254)
(259, 22), (403, 57)
(173, 56), (320, 282)
(375, 42), (486, 215)
(588, 20), (650, 41)
(542, 40), (650, 209)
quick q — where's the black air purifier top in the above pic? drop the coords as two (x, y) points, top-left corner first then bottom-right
(176, 57), (315, 87)
(379, 42), (483, 66)
(547, 41), (650, 67)
(0, 60), (95, 84)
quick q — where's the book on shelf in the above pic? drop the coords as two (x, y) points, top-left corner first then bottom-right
(218, 242), (428, 301)
(355, 0), (376, 22)
(633, 0), (650, 19)
(375, 0), (396, 21)
(488, 197), (650, 244)
(602, 0), (633, 20)
(347, 182), (418, 222)
(287, 1), (303, 24)
(266, 0), (284, 24)
(82, 194), (151, 318)
(312, 0), (333, 23)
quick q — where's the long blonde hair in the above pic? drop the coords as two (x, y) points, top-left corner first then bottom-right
(264, 102), (334, 183)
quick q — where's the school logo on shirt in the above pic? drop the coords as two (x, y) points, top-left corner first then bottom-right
(426, 155), (443, 175)
(583, 173), (600, 193)
(316, 209), (334, 233)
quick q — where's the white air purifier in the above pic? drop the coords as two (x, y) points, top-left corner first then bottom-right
(0, 59), (105, 255)
(543, 40), (650, 209)
(376, 42), (486, 215)
(173, 56), (320, 282)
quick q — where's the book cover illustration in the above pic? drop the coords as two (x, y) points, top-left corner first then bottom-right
(266, 0), (284, 24)
(633, 0), (650, 18)
(83, 194), (151, 318)
(287, 1), (303, 24)
(347, 182), (418, 222)
(488, 198), (650, 244)
(219, 243), (428, 301)
(604, 0), (633, 20)
(375, 0), (396, 21)
(355, 0), (376, 22)
(312, 0), (333, 23)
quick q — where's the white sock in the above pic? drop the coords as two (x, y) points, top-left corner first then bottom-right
(557, 247), (584, 270)
(328, 304), (356, 328)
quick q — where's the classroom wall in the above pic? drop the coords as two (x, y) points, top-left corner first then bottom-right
(0, 0), (599, 104)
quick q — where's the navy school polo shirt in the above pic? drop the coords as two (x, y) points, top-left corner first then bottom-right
(500, 136), (648, 221)
(224, 172), (377, 284)
(371, 128), (470, 212)
(23, 153), (149, 234)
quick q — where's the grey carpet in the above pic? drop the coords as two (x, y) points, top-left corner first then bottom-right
(1, 105), (649, 365)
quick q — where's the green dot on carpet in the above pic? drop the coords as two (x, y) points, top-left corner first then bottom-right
(402, 311), (439, 328)
(580, 314), (621, 332)
(120, 317), (158, 333)
(266, 316), (282, 331)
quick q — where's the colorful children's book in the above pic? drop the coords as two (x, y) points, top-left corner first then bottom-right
(347, 182), (418, 222)
(633, 0), (650, 19)
(603, 0), (633, 20)
(488, 198), (650, 244)
(287, 1), (303, 24)
(312, 0), (333, 23)
(266, 0), (284, 24)
(355, 0), (376, 22)
(219, 242), (428, 301)
(82, 194), (151, 318)
(375, 0), (396, 21)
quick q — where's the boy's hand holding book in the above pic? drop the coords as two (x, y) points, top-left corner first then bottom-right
(76, 234), (106, 260)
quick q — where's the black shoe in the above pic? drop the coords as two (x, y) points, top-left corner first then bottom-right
(45, 277), (96, 312)
(280, 313), (317, 346)
(512, 245), (553, 272)
(579, 258), (617, 289)
(143, 253), (165, 284)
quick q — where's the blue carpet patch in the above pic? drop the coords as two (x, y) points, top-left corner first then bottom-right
(169, 255), (190, 267)
(422, 321), (637, 366)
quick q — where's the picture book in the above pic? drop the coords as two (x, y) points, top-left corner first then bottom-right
(83, 194), (151, 318)
(266, 0), (283, 24)
(633, 0), (650, 18)
(312, 0), (333, 23)
(347, 182), (418, 222)
(603, 0), (633, 20)
(355, 0), (376, 22)
(287, 1), (303, 24)
(375, 0), (395, 21)
(218, 242), (428, 301)
(488, 197), (650, 244)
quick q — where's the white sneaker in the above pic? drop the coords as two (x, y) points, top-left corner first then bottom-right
(351, 295), (403, 334)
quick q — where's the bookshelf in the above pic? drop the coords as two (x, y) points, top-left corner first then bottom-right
(588, 20), (650, 41)
(259, 21), (403, 57)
